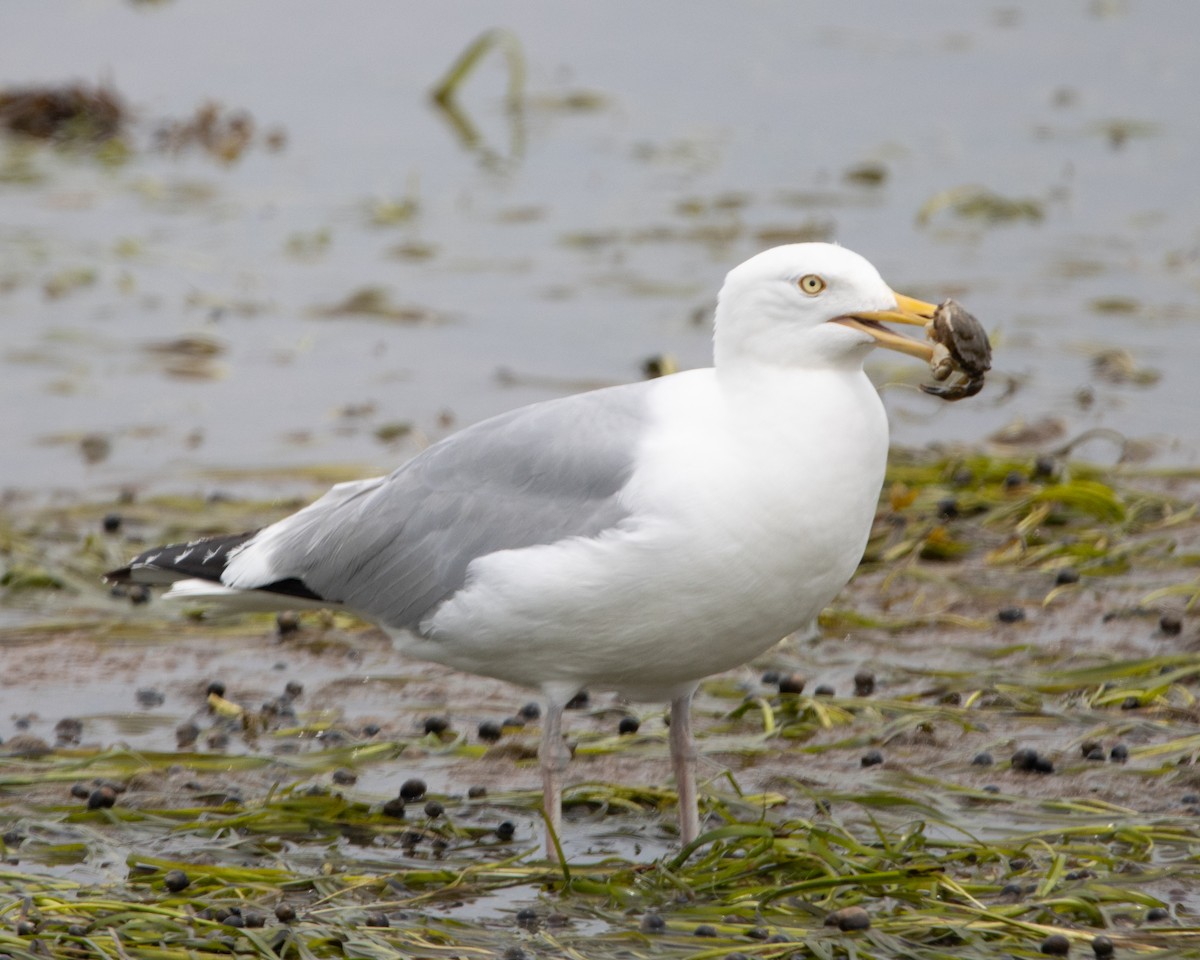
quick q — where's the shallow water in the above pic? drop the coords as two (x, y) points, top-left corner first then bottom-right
(1, 0), (1199, 498)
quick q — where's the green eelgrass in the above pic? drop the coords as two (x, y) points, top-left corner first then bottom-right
(4, 449), (1200, 957)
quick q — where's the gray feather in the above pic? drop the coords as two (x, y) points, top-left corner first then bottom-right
(238, 383), (650, 631)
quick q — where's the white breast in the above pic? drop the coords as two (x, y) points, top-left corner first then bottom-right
(411, 367), (888, 702)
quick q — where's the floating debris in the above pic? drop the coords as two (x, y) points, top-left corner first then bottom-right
(641, 354), (677, 379)
(386, 240), (438, 261)
(79, 433), (112, 465)
(367, 196), (419, 227)
(153, 101), (286, 164)
(1089, 117), (1160, 149)
(843, 161), (888, 186)
(429, 29), (526, 169)
(142, 334), (228, 381)
(0, 82), (126, 143)
(530, 90), (609, 113)
(313, 287), (448, 324)
(1089, 295), (1140, 314)
(284, 228), (332, 260)
(988, 417), (1067, 448)
(1090, 347), (1160, 386)
(374, 421), (415, 444)
(917, 184), (1044, 225)
(755, 220), (835, 246)
(1, 565), (63, 591)
(43, 266), (96, 299)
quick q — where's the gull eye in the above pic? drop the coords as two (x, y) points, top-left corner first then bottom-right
(798, 274), (826, 296)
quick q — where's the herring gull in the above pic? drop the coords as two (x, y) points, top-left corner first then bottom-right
(106, 242), (965, 857)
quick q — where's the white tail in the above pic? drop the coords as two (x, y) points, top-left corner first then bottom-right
(163, 578), (331, 612)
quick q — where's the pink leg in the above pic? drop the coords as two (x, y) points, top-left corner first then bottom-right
(669, 691), (700, 845)
(540, 701), (567, 859)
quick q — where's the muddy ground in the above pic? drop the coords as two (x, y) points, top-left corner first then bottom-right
(2, 455), (1199, 960)
(4, 571), (1196, 824)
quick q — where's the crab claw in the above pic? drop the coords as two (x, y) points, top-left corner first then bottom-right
(920, 375), (986, 402)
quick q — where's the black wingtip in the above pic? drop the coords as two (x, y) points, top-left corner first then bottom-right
(103, 530), (332, 604)
(103, 566), (134, 584)
(105, 531), (260, 587)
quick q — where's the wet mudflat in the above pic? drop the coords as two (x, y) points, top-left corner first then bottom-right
(4, 451), (1200, 958)
(3, 2), (1200, 957)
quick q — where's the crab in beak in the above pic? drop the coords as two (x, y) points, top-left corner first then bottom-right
(837, 294), (992, 401)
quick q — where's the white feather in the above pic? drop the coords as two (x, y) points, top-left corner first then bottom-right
(163, 578), (330, 611)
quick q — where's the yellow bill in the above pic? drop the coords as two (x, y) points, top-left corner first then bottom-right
(834, 292), (938, 362)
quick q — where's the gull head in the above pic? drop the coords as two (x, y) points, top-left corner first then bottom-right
(713, 243), (937, 372)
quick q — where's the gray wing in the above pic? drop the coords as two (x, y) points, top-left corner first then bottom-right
(226, 382), (653, 632)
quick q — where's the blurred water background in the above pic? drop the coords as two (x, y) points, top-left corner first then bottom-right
(2, 0), (1198, 496)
